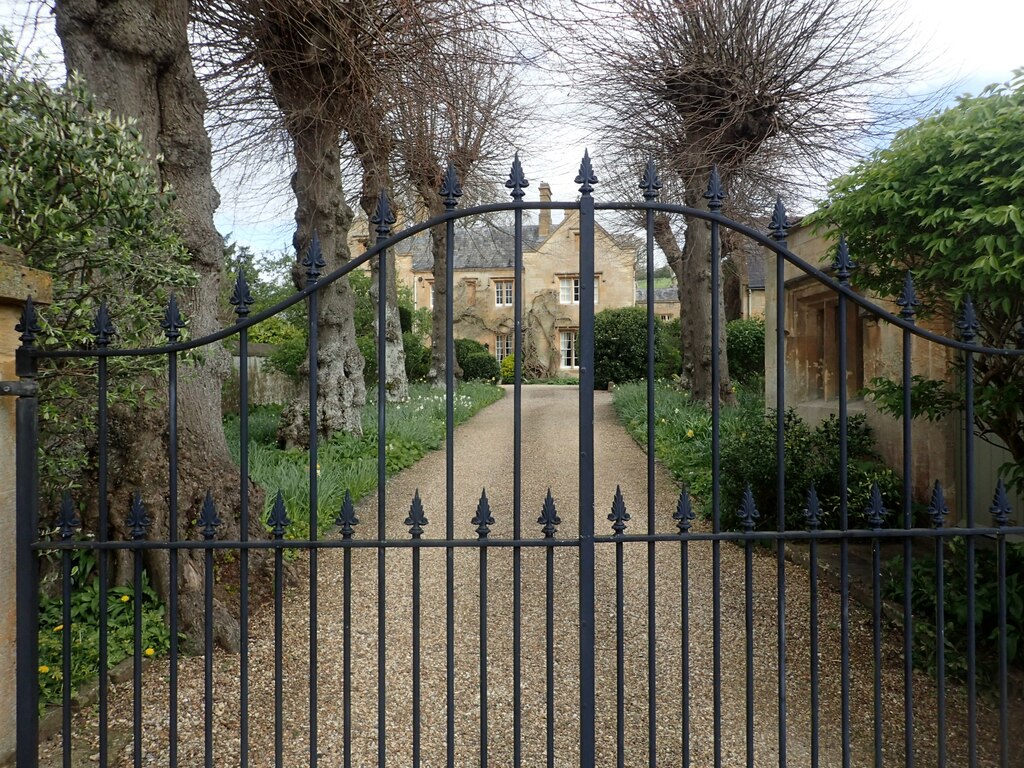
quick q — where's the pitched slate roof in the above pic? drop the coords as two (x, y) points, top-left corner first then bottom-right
(403, 223), (544, 271)
(746, 252), (766, 290)
(635, 287), (680, 303)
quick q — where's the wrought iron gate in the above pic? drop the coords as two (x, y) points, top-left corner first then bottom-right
(8, 152), (1024, 767)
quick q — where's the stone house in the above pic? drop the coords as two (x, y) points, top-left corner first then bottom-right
(386, 183), (638, 378)
(764, 219), (1023, 523)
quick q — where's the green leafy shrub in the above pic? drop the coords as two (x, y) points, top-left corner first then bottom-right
(656, 317), (682, 381)
(594, 306), (680, 389)
(612, 380), (763, 503)
(726, 317), (765, 383)
(613, 381), (901, 530)
(403, 332), (431, 381)
(813, 72), (1024, 492)
(266, 334), (308, 380)
(884, 538), (1024, 685)
(455, 337), (489, 369)
(461, 352), (500, 382)
(37, 549), (172, 711)
(0, 35), (196, 505)
(719, 409), (901, 530)
(399, 305), (413, 333)
(500, 355), (516, 384)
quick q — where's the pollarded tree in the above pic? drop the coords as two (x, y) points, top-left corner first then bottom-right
(390, 30), (524, 386)
(6, 15), (260, 649)
(573, 0), (923, 402)
(811, 72), (1024, 488)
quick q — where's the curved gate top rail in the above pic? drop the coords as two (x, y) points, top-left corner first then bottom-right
(17, 156), (1024, 361)
(9, 151), (1022, 768)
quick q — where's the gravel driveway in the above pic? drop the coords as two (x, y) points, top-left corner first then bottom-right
(41, 386), (1013, 767)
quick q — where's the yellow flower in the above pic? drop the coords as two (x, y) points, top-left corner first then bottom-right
(120, 595), (130, 602)
(686, 429), (694, 438)
(53, 625), (63, 632)
(144, 648), (155, 657)
(38, 666), (49, 674)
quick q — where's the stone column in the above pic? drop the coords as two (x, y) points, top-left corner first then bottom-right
(0, 246), (51, 765)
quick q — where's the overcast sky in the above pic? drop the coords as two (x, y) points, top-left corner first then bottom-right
(2, 0), (1022, 253)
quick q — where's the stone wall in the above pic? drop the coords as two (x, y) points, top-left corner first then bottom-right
(223, 343), (302, 412)
(0, 248), (51, 764)
(764, 223), (960, 517)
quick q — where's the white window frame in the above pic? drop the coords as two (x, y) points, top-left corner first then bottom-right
(559, 329), (579, 369)
(559, 275), (599, 305)
(495, 333), (513, 362)
(494, 279), (514, 307)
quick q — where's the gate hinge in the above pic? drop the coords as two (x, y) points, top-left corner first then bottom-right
(0, 380), (38, 397)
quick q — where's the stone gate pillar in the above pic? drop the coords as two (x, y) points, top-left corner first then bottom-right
(0, 246), (51, 765)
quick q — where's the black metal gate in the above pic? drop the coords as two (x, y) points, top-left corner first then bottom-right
(8, 153), (1023, 767)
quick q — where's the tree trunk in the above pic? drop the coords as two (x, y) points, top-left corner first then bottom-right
(418, 191), (463, 386)
(55, 0), (265, 651)
(656, 202), (734, 404)
(353, 137), (408, 402)
(277, 120), (366, 446)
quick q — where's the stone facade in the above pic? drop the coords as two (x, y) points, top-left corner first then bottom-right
(764, 221), (967, 518)
(382, 183), (638, 378)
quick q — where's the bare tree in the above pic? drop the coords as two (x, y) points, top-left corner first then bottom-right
(570, 0), (924, 402)
(53, 0), (265, 650)
(390, 31), (525, 384)
(193, 0), (443, 444)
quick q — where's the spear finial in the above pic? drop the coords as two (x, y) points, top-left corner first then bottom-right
(575, 150), (598, 197)
(640, 158), (662, 201)
(302, 231), (326, 283)
(704, 166), (725, 211)
(538, 489), (561, 538)
(472, 488), (494, 539)
(442, 163), (464, 209)
(608, 485), (630, 536)
(405, 489), (428, 539)
(505, 153), (529, 201)
(673, 488), (695, 533)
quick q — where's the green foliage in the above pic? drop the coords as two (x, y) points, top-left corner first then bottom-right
(862, 375), (962, 422)
(811, 71), (1024, 486)
(719, 409), (902, 530)
(613, 382), (901, 530)
(884, 538), (1024, 685)
(266, 334), (308, 380)
(223, 245), (304, 345)
(223, 384), (504, 538)
(454, 337), (489, 369)
(37, 549), (172, 711)
(594, 306), (680, 389)
(726, 317), (765, 383)
(461, 352), (501, 382)
(0, 35), (196, 504)
(613, 380), (764, 503)
(500, 354), (516, 384)
(403, 332), (431, 381)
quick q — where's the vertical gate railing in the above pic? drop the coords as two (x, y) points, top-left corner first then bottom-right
(8, 152), (1024, 768)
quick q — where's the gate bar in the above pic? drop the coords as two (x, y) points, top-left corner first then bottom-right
(15, 331), (40, 768)
(577, 151), (597, 768)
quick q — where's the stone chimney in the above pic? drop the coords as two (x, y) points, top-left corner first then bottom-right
(538, 182), (552, 239)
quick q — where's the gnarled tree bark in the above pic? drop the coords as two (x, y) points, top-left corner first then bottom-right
(55, 0), (265, 651)
(277, 118), (366, 446)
